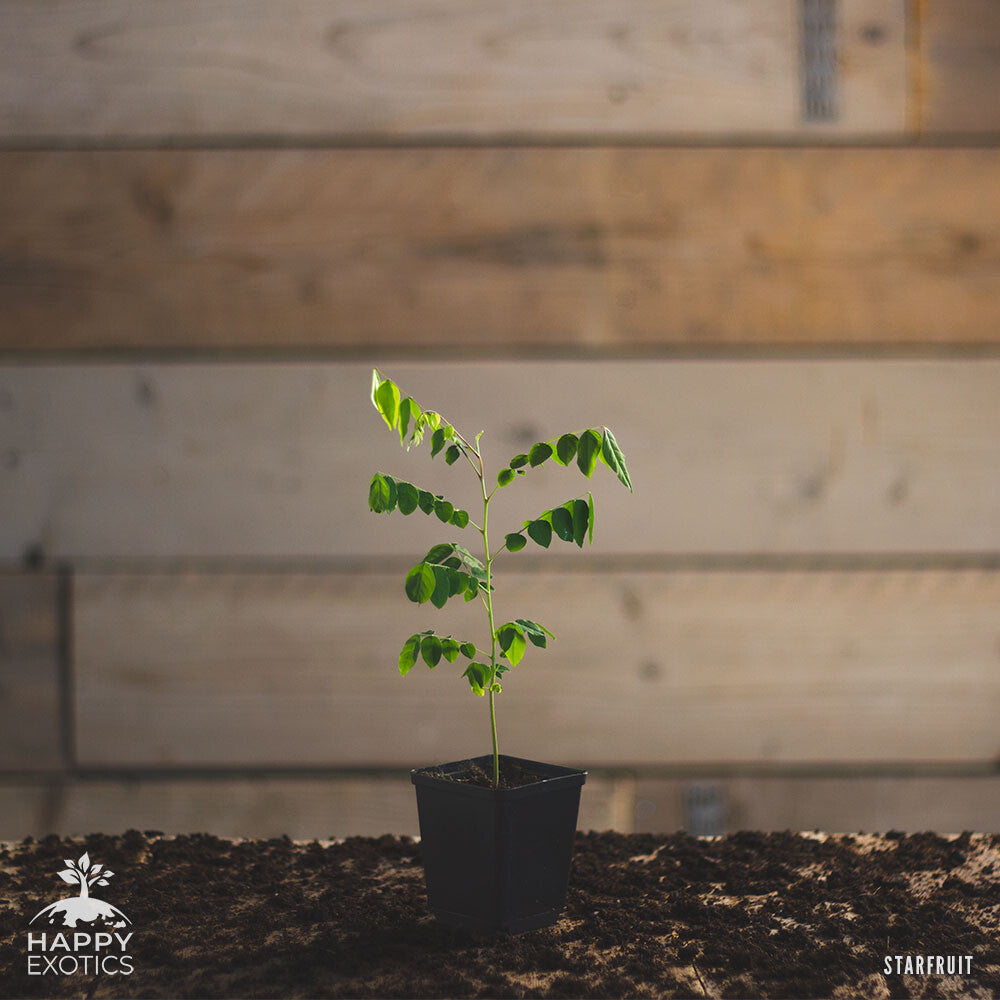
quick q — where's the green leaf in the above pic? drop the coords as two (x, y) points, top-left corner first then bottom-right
(396, 480), (418, 515)
(459, 641), (476, 658)
(404, 563), (436, 604)
(441, 638), (460, 663)
(497, 623), (527, 667)
(447, 568), (465, 597)
(528, 442), (552, 467)
(442, 555), (462, 569)
(464, 578), (478, 602)
(444, 444), (461, 465)
(551, 505), (574, 541)
(374, 379), (400, 430)
(434, 499), (455, 523)
(463, 662), (489, 696)
(505, 532), (527, 553)
(397, 397), (413, 445)
(572, 498), (589, 548)
(450, 509), (470, 529)
(425, 543), (454, 564)
(430, 565), (451, 609)
(420, 634), (442, 668)
(368, 473), (394, 513)
(497, 468), (515, 488)
(370, 368), (381, 408)
(526, 518), (552, 547)
(554, 433), (579, 466)
(417, 490), (435, 515)
(509, 454), (529, 469)
(516, 618), (554, 648)
(588, 491), (595, 543)
(600, 427), (633, 492)
(490, 682), (502, 694)
(399, 634), (420, 676)
(430, 428), (446, 457)
(577, 429), (601, 478)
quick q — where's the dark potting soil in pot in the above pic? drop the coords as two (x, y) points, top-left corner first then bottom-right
(2, 829), (999, 998)
(426, 758), (547, 789)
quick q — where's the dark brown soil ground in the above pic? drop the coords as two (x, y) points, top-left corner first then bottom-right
(2, 830), (999, 999)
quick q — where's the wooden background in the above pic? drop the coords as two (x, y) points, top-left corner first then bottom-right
(2, 0), (1000, 840)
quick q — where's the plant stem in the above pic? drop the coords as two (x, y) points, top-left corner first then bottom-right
(479, 454), (500, 789)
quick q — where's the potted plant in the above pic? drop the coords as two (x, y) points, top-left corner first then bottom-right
(367, 369), (633, 932)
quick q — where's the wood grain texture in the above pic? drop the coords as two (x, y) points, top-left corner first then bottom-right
(0, 574), (61, 770)
(0, 0), (905, 141)
(4, 360), (1000, 559)
(2, 147), (999, 352)
(0, 774), (629, 840)
(73, 569), (1000, 768)
(922, 0), (1000, 134)
(633, 776), (1000, 835)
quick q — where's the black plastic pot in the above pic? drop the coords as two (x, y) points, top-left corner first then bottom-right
(411, 753), (586, 933)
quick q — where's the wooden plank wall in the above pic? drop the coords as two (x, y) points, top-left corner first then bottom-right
(2, 0), (1000, 840)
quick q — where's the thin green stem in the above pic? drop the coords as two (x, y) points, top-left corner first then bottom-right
(479, 450), (500, 789)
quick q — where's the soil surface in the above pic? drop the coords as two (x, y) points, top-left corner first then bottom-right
(426, 758), (547, 789)
(2, 830), (1000, 999)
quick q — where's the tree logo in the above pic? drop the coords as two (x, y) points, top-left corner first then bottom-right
(26, 853), (134, 977)
(30, 852), (130, 929)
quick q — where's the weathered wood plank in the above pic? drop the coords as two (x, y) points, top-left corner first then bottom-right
(633, 776), (1000, 835)
(922, 0), (1000, 134)
(0, 574), (61, 770)
(74, 570), (1000, 768)
(2, 147), (998, 352)
(4, 360), (1000, 559)
(0, 774), (626, 840)
(0, 0), (905, 141)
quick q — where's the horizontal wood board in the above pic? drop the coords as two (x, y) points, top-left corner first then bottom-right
(0, 574), (61, 769)
(0, 774), (626, 840)
(633, 776), (1000, 835)
(73, 569), (1000, 768)
(0, 0), (905, 141)
(2, 148), (1000, 351)
(3, 774), (998, 841)
(922, 0), (1000, 134)
(3, 360), (1000, 559)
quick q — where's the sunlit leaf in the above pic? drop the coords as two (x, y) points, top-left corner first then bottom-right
(600, 427), (633, 492)
(374, 379), (400, 430)
(459, 642), (476, 658)
(399, 634), (420, 676)
(509, 454), (529, 469)
(441, 638), (460, 663)
(450, 509), (470, 529)
(497, 623), (526, 666)
(417, 490), (435, 514)
(497, 468), (515, 488)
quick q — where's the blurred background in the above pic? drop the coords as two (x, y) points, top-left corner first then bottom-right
(1, 0), (999, 841)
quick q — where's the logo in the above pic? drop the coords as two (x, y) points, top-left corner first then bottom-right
(26, 853), (134, 977)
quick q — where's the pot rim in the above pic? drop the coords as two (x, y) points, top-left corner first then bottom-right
(410, 753), (587, 799)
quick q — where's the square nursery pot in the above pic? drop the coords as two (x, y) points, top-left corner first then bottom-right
(411, 754), (586, 933)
